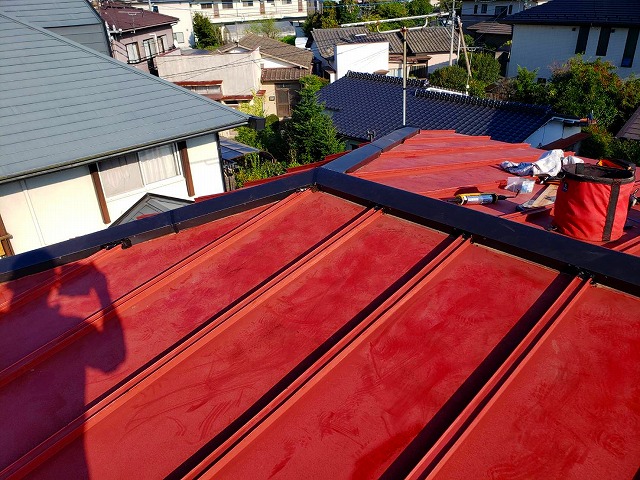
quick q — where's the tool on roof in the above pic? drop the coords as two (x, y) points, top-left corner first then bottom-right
(448, 192), (517, 205)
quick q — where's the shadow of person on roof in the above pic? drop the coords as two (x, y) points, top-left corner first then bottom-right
(0, 251), (126, 478)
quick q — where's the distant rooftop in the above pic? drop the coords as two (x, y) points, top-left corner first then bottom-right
(0, 11), (249, 183)
(317, 71), (554, 143)
(617, 106), (640, 141)
(312, 26), (457, 60)
(504, 0), (640, 27)
(98, 3), (178, 32)
(219, 34), (313, 69)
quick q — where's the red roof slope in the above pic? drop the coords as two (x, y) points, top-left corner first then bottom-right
(0, 129), (638, 479)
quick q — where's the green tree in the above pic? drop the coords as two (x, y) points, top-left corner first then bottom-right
(302, 11), (323, 36)
(408, 0), (433, 16)
(283, 76), (344, 164)
(338, 0), (360, 24)
(470, 52), (500, 84)
(509, 66), (548, 104)
(428, 65), (468, 92)
(247, 18), (281, 39)
(192, 12), (223, 49)
(548, 57), (626, 130)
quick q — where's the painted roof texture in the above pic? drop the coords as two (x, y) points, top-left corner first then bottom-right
(0, 128), (638, 479)
(98, 3), (179, 31)
(318, 71), (553, 142)
(0, 0), (102, 28)
(504, 0), (640, 27)
(0, 12), (249, 184)
(220, 34), (312, 69)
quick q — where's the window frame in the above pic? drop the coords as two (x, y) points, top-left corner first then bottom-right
(173, 31), (185, 44)
(221, 0), (233, 9)
(201, 2), (213, 8)
(480, 3), (487, 14)
(142, 38), (158, 58)
(98, 145), (182, 199)
(596, 27), (611, 56)
(575, 25), (590, 55)
(242, 0), (253, 6)
(622, 28), (639, 68)
(125, 42), (140, 62)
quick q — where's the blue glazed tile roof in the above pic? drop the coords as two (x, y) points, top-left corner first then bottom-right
(504, 0), (640, 27)
(317, 72), (553, 143)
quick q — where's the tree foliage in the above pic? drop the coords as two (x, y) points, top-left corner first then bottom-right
(470, 52), (500, 84)
(192, 12), (222, 49)
(282, 76), (344, 164)
(509, 66), (548, 104)
(428, 65), (468, 92)
(246, 18), (281, 39)
(408, 0), (433, 16)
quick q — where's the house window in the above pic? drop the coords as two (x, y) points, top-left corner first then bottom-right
(201, 2), (213, 8)
(596, 27), (611, 56)
(99, 145), (180, 198)
(575, 26), (589, 54)
(243, 0), (253, 5)
(143, 38), (157, 58)
(480, 3), (487, 14)
(495, 6), (507, 18)
(409, 64), (428, 78)
(622, 28), (639, 68)
(126, 42), (140, 62)
(173, 31), (185, 43)
(285, 0), (292, 4)
(158, 35), (167, 52)
(474, 5), (478, 14)
(222, 0), (233, 8)
(267, 0), (275, 3)
(508, 5), (512, 14)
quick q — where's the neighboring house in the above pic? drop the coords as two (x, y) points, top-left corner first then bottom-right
(225, 19), (296, 41)
(466, 20), (512, 49)
(157, 48), (264, 109)
(159, 34), (313, 117)
(317, 71), (583, 147)
(504, 0), (640, 78)
(617, 106), (640, 141)
(99, 2), (179, 74)
(0, 10), (250, 256)
(130, 0), (307, 49)
(0, 0), (111, 54)
(311, 26), (459, 82)
(460, 0), (547, 29)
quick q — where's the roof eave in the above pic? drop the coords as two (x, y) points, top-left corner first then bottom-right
(0, 121), (249, 186)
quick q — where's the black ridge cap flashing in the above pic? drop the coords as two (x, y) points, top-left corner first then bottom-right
(315, 169), (640, 297)
(0, 170), (316, 283)
(324, 127), (420, 174)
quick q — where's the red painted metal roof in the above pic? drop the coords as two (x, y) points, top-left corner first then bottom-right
(1, 129), (638, 479)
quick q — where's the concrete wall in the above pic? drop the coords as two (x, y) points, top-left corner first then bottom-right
(157, 50), (261, 96)
(335, 42), (389, 81)
(508, 24), (640, 78)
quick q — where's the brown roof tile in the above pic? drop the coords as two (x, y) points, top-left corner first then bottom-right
(99, 3), (178, 31)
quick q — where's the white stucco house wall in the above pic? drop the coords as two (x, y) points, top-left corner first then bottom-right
(504, 0), (640, 78)
(335, 43), (389, 82)
(0, 10), (251, 257)
(130, 0), (307, 49)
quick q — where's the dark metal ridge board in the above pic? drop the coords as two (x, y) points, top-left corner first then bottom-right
(315, 168), (640, 297)
(0, 170), (316, 283)
(323, 127), (420, 174)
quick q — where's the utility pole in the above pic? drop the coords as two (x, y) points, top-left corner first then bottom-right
(449, 0), (455, 65)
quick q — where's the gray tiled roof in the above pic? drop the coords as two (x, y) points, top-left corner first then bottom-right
(504, 0), (640, 27)
(467, 21), (512, 36)
(318, 71), (553, 143)
(220, 34), (312, 69)
(0, 0), (102, 28)
(261, 67), (308, 82)
(313, 26), (458, 59)
(617, 106), (640, 141)
(0, 11), (249, 183)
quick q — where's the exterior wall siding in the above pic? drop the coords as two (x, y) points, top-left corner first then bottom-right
(525, 121), (582, 149)
(0, 137), (225, 255)
(508, 24), (640, 78)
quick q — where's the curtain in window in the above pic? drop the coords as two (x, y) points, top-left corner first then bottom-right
(99, 154), (143, 197)
(138, 145), (179, 185)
